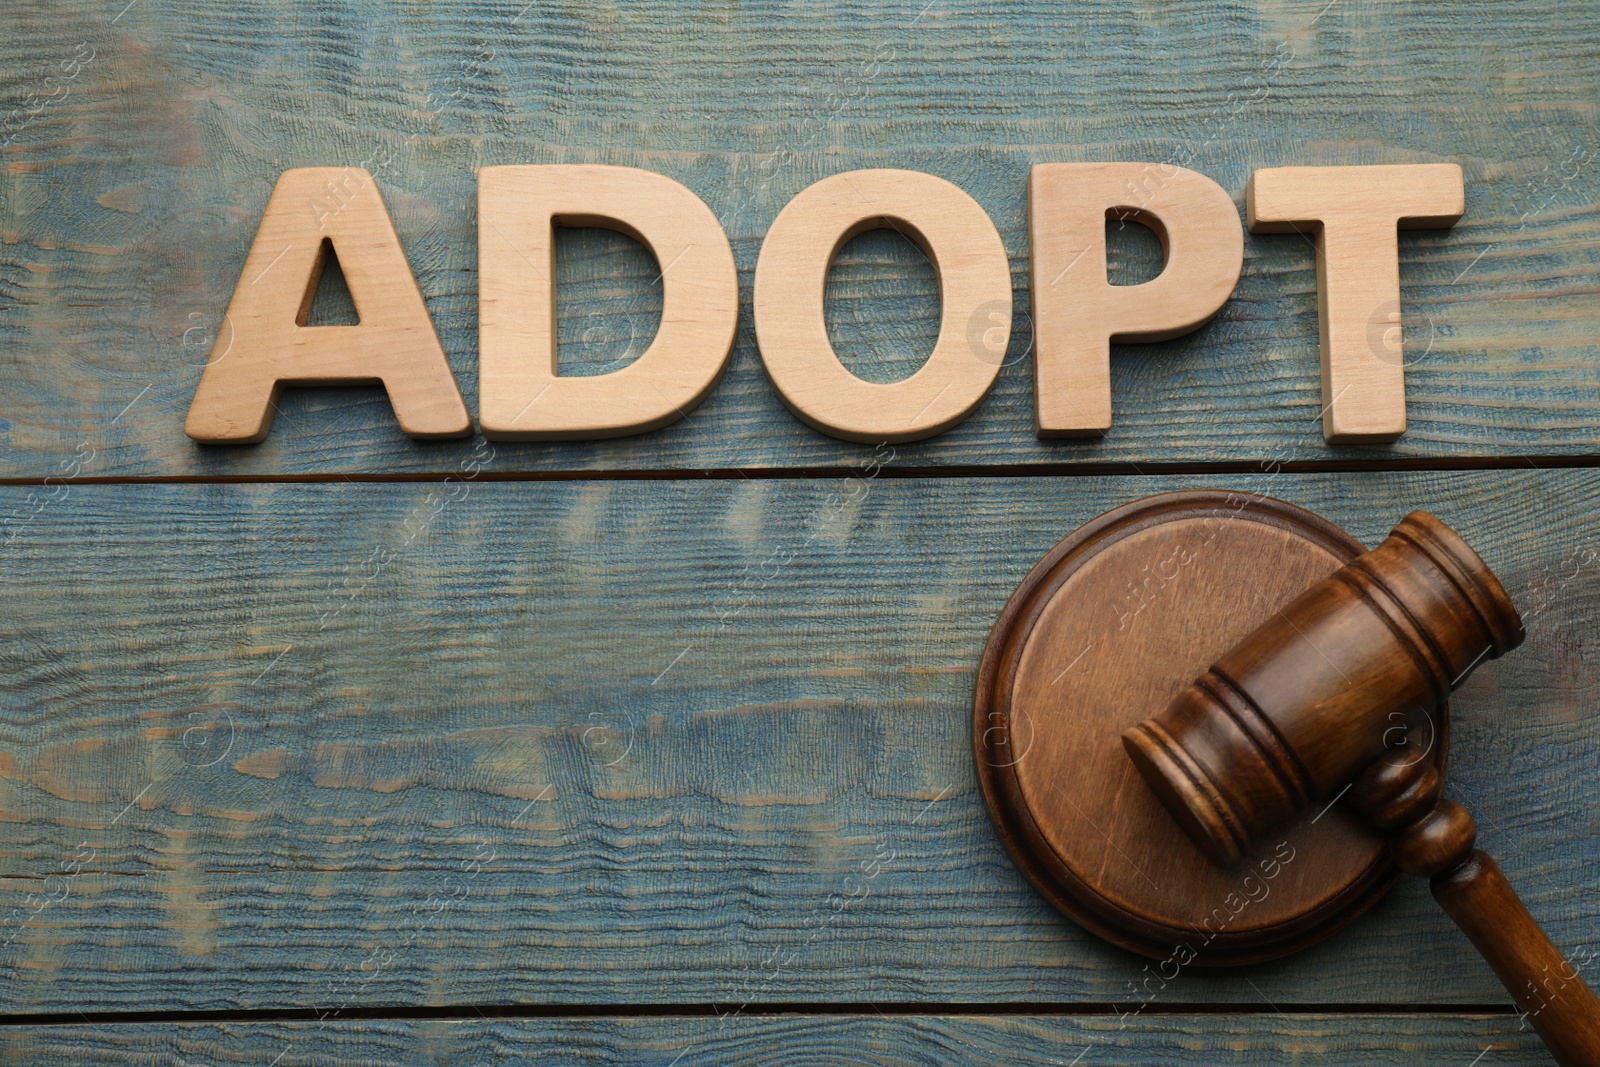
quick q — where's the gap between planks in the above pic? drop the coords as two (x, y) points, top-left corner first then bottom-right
(0, 453), (1598, 487)
(0, 1002), (1526, 1028)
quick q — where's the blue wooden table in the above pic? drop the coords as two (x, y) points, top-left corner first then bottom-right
(1, 1), (1596, 1062)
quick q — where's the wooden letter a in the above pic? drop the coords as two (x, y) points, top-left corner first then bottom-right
(184, 167), (471, 443)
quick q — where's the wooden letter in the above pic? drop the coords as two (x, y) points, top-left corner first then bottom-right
(1247, 164), (1464, 443)
(1029, 163), (1244, 437)
(477, 165), (738, 440)
(753, 169), (1011, 443)
(185, 167), (471, 443)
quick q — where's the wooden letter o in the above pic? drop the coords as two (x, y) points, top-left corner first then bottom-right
(753, 170), (1011, 443)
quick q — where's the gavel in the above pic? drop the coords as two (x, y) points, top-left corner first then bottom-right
(1123, 511), (1600, 1067)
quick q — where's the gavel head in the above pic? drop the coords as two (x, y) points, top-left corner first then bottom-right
(1123, 511), (1524, 868)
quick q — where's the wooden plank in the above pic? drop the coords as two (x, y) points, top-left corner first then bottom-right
(2, 1), (1599, 474)
(0, 471), (1595, 1013)
(0, 1014), (1554, 1064)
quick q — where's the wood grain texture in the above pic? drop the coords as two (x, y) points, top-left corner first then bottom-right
(0, 1014), (1554, 1065)
(2, 1), (1600, 474)
(1432, 851), (1600, 1066)
(0, 471), (1595, 1014)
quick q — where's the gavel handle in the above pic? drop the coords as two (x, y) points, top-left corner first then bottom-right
(1349, 752), (1600, 1067)
(1431, 850), (1600, 1067)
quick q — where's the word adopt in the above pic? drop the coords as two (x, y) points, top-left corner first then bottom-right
(186, 162), (1463, 448)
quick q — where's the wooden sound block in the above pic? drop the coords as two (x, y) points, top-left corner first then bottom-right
(974, 490), (1448, 966)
